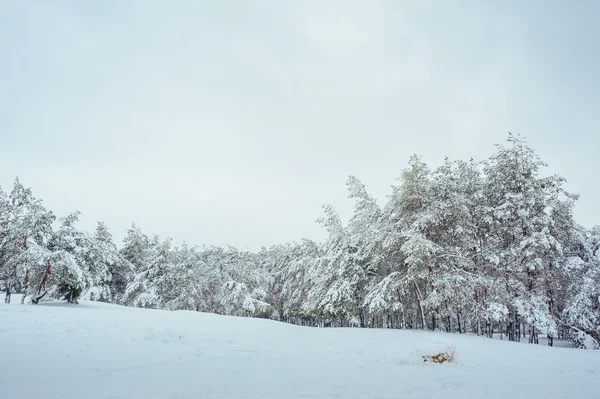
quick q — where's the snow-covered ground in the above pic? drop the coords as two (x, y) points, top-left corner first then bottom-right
(1, 298), (598, 399)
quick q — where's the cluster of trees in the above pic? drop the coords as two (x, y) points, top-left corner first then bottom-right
(0, 181), (130, 305)
(1, 134), (598, 349)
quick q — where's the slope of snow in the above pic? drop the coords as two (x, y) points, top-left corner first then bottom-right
(1, 298), (598, 399)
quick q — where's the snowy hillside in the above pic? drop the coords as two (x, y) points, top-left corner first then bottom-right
(1, 299), (598, 399)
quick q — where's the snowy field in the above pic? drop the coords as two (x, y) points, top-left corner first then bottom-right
(1, 298), (599, 399)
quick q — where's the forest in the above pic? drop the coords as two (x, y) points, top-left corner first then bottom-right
(1, 134), (599, 349)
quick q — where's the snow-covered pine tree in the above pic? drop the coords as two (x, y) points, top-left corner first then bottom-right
(260, 240), (321, 324)
(416, 158), (483, 334)
(305, 203), (365, 327)
(218, 247), (270, 318)
(1, 178), (55, 303)
(0, 183), (11, 301)
(84, 222), (134, 303)
(162, 242), (204, 311)
(391, 155), (433, 330)
(483, 133), (575, 342)
(562, 225), (600, 348)
(123, 236), (172, 309)
(44, 212), (110, 303)
(120, 224), (151, 273)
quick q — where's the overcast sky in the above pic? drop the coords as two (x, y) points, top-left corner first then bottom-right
(1, 1), (598, 250)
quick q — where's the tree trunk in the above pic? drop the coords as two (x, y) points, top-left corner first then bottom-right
(457, 313), (462, 334)
(508, 307), (515, 342)
(21, 269), (29, 304)
(32, 261), (51, 305)
(4, 282), (11, 304)
(547, 335), (553, 347)
(32, 290), (47, 304)
(475, 289), (481, 336)
(414, 283), (426, 330)
(510, 308), (519, 342)
(529, 325), (535, 344)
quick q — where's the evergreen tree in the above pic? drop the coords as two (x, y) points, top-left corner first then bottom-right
(1, 133), (598, 350)
(85, 222), (134, 303)
(1, 178), (55, 303)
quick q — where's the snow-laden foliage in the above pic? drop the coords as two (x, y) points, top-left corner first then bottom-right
(89, 222), (134, 303)
(0, 179), (55, 303)
(562, 226), (600, 348)
(1, 134), (599, 348)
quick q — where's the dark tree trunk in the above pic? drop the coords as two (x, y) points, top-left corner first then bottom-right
(508, 318), (514, 342)
(414, 283), (426, 330)
(21, 269), (29, 304)
(529, 325), (535, 344)
(457, 314), (462, 334)
(32, 261), (51, 305)
(32, 290), (47, 304)
(547, 335), (553, 347)
(508, 307), (518, 342)
(4, 274), (12, 304)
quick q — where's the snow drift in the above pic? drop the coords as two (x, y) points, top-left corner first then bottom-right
(1, 298), (599, 399)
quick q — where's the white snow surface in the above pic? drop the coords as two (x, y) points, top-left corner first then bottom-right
(1, 299), (599, 399)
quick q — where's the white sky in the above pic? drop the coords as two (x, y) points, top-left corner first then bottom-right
(1, 1), (599, 250)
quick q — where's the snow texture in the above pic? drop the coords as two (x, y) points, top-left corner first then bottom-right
(1, 297), (599, 399)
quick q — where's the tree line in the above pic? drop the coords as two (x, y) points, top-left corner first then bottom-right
(1, 134), (598, 349)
